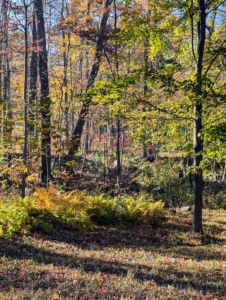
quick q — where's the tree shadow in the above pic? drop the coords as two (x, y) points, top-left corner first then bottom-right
(0, 234), (225, 297)
(40, 226), (225, 259)
(158, 244), (226, 261)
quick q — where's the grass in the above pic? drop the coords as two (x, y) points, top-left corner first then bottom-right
(0, 209), (226, 299)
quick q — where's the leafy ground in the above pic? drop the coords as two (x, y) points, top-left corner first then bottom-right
(0, 209), (226, 300)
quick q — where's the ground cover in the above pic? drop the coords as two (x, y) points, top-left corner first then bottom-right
(0, 209), (225, 299)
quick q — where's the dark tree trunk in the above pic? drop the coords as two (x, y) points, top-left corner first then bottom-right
(1, 0), (12, 165)
(1, 0), (11, 126)
(22, 1), (28, 198)
(67, 0), (113, 164)
(193, 0), (206, 233)
(116, 118), (121, 189)
(141, 36), (149, 159)
(35, 0), (52, 182)
(0, 11), (3, 103)
(113, 0), (121, 189)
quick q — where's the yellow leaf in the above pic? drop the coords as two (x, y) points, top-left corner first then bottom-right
(51, 294), (59, 300)
(22, 166), (28, 173)
(26, 175), (33, 182)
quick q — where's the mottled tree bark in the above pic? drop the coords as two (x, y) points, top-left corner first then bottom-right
(35, 0), (52, 182)
(193, 0), (206, 233)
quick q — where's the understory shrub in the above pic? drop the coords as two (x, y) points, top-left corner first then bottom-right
(0, 198), (30, 235)
(203, 182), (226, 209)
(0, 185), (165, 236)
(116, 195), (164, 225)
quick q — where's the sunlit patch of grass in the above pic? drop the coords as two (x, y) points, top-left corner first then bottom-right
(203, 209), (226, 241)
(0, 209), (226, 299)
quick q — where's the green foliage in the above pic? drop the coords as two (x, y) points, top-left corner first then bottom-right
(0, 186), (165, 236)
(84, 195), (116, 224)
(0, 198), (30, 236)
(203, 182), (226, 210)
(28, 208), (58, 234)
(204, 191), (226, 210)
(117, 195), (164, 225)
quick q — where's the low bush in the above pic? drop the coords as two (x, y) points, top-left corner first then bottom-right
(116, 195), (164, 225)
(0, 198), (30, 236)
(0, 186), (165, 236)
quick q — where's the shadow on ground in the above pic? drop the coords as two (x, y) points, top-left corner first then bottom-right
(0, 226), (225, 297)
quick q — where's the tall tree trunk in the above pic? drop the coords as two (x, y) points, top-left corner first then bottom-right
(60, 0), (70, 141)
(22, 1), (28, 198)
(35, 0), (52, 182)
(0, 11), (3, 104)
(67, 0), (113, 163)
(193, 0), (206, 233)
(28, 10), (38, 135)
(1, 0), (12, 162)
(116, 118), (121, 189)
(83, 120), (90, 154)
(141, 35), (149, 159)
(113, 0), (121, 189)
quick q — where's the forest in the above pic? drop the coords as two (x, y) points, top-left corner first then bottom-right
(0, 0), (226, 299)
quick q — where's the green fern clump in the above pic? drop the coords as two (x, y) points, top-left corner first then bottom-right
(64, 191), (116, 225)
(26, 187), (165, 228)
(0, 198), (30, 236)
(25, 188), (95, 233)
(28, 208), (58, 234)
(85, 195), (116, 224)
(56, 206), (94, 233)
(31, 218), (57, 234)
(117, 195), (164, 225)
(0, 187), (165, 236)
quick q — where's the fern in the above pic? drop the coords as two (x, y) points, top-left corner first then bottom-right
(0, 186), (165, 236)
(0, 199), (30, 236)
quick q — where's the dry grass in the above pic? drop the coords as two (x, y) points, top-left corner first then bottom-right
(0, 209), (226, 299)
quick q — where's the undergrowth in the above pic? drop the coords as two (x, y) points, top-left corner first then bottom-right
(0, 185), (164, 236)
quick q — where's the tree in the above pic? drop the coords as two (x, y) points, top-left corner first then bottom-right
(21, 0), (30, 198)
(67, 0), (113, 164)
(28, 5), (38, 135)
(35, 0), (52, 182)
(0, 0), (12, 159)
(112, 0), (226, 232)
(192, 0), (206, 233)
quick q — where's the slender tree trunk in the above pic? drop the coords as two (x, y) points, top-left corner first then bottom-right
(116, 118), (121, 189)
(141, 36), (149, 159)
(1, 0), (12, 163)
(28, 10), (38, 135)
(193, 0), (206, 233)
(141, 3), (151, 159)
(113, 0), (121, 189)
(222, 162), (226, 181)
(0, 6), (3, 142)
(60, 0), (70, 141)
(35, 0), (52, 182)
(2, 0), (8, 115)
(84, 120), (90, 153)
(67, 0), (113, 163)
(0, 13), (3, 103)
(22, 1), (28, 198)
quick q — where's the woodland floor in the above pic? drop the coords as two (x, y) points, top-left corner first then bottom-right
(0, 209), (226, 300)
